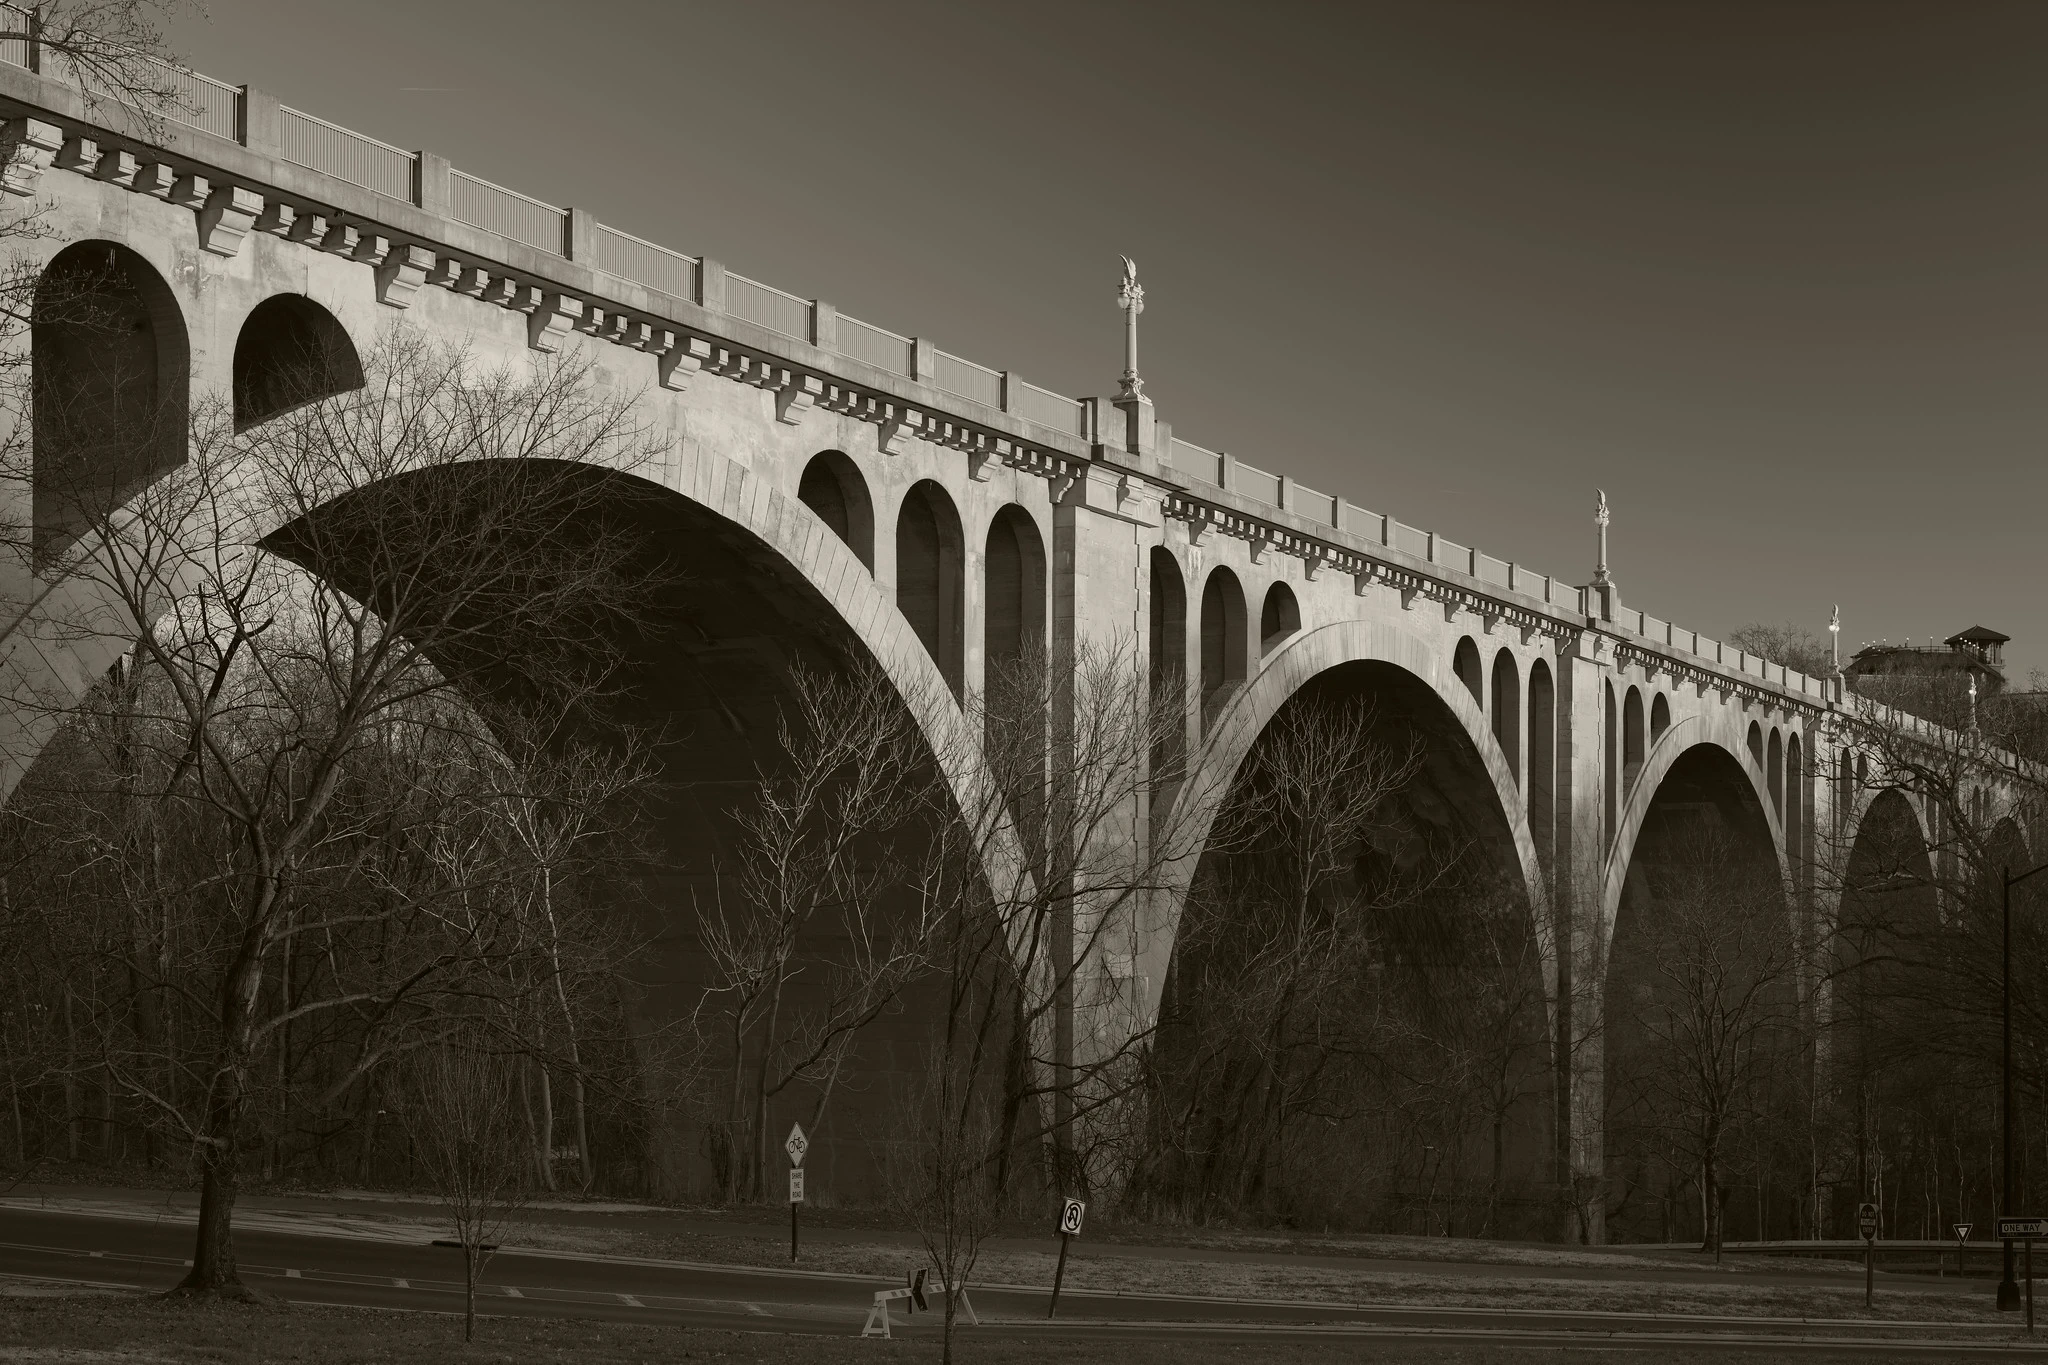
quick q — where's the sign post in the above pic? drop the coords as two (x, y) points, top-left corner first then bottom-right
(1955, 1223), (1973, 1279)
(1047, 1197), (1086, 1319)
(1999, 1218), (2047, 1333)
(1858, 1202), (1878, 1308)
(785, 1121), (808, 1264)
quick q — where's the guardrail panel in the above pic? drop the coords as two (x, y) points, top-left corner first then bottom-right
(837, 315), (912, 376)
(282, 106), (415, 201)
(451, 169), (568, 254)
(725, 272), (811, 342)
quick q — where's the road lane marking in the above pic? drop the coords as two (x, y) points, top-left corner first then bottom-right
(393, 1279), (408, 1289)
(285, 1269), (301, 1279)
(87, 1251), (103, 1258)
(618, 1293), (642, 1307)
(745, 1302), (768, 1316)
(503, 1287), (523, 1298)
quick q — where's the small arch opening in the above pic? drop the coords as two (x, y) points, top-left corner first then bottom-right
(1528, 658), (1555, 866)
(1491, 648), (1521, 784)
(33, 241), (189, 557)
(1453, 636), (1483, 705)
(1150, 547), (1188, 791)
(895, 479), (964, 696)
(232, 294), (364, 432)
(1199, 567), (1248, 732)
(798, 450), (875, 570)
(1748, 721), (1765, 770)
(1650, 692), (1671, 742)
(1767, 728), (1784, 819)
(1259, 582), (1300, 654)
(1623, 686), (1645, 794)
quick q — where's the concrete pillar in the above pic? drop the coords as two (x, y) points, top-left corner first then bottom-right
(238, 85), (280, 156)
(564, 207), (597, 264)
(414, 151), (450, 216)
(910, 337), (935, 385)
(811, 300), (836, 351)
(1552, 630), (1613, 1243)
(699, 258), (726, 312)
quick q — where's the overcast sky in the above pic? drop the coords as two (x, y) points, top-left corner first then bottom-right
(170, 2), (2048, 678)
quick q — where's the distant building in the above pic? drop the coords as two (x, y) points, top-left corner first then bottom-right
(1844, 626), (2009, 697)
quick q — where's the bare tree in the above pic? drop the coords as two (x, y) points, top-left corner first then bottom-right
(400, 1025), (530, 1343)
(1609, 829), (1801, 1257)
(692, 657), (934, 1200)
(0, 334), (669, 1297)
(1729, 622), (1835, 679)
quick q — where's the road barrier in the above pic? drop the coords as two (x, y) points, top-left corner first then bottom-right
(860, 1268), (978, 1339)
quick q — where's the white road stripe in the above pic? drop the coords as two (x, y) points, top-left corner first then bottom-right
(393, 1279), (409, 1289)
(745, 1302), (769, 1317)
(618, 1293), (642, 1308)
(503, 1287), (523, 1298)
(285, 1269), (301, 1279)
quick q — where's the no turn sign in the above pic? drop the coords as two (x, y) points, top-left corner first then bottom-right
(1057, 1197), (1086, 1237)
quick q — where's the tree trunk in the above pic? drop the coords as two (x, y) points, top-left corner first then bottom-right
(463, 1242), (477, 1342)
(174, 1065), (255, 1298)
(535, 1062), (556, 1193)
(175, 936), (264, 1299)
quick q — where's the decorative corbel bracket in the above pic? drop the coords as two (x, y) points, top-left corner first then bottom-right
(526, 290), (583, 352)
(0, 119), (61, 196)
(658, 335), (712, 390)
(879, 408), (923, 456)
(195, 185), (262, 257)
(255, 200), (296, 237)
(375, 244), (436, 308)
(775, 373), (824, 426)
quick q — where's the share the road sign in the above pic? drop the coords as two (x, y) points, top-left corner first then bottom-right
(789, 1168), (805, 1203)
(1999, 1217), (2048, 1239)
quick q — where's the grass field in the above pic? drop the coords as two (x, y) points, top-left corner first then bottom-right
(0, 1295), (2020, 1365)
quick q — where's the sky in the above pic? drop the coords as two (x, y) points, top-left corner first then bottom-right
(167, 1), (2048, 677)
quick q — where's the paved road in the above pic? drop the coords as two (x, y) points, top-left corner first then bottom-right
(0, 1202), (2040, 1357)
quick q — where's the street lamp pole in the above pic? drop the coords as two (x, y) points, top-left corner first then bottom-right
(2000, 860), (2048, 1310)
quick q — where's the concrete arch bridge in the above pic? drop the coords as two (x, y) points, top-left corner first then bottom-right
(0, 52), (2034, 1229)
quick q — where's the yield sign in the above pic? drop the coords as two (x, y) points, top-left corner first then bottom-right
(1956, 1222), (1974, 1242)
(786, 1121), (809, 1167)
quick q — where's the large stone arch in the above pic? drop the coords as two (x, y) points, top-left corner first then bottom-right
(1139, 616), (1549, 1027)
(0, 425), (1018, 876)
(1600, 712), (1789, 955)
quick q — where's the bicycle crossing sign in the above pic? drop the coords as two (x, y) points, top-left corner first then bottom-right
(785, 1121), (808, 1167)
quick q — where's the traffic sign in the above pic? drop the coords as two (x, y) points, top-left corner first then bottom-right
(789, 1168), (805, 1203)
(1957, 1223), (1975, 1243)
(1057, 1197), (1087, 1237)
(1999, 1217), (2048, 1239)
(1858, 1202), (1879, 1241)
(786, 1121), (808, 1167)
